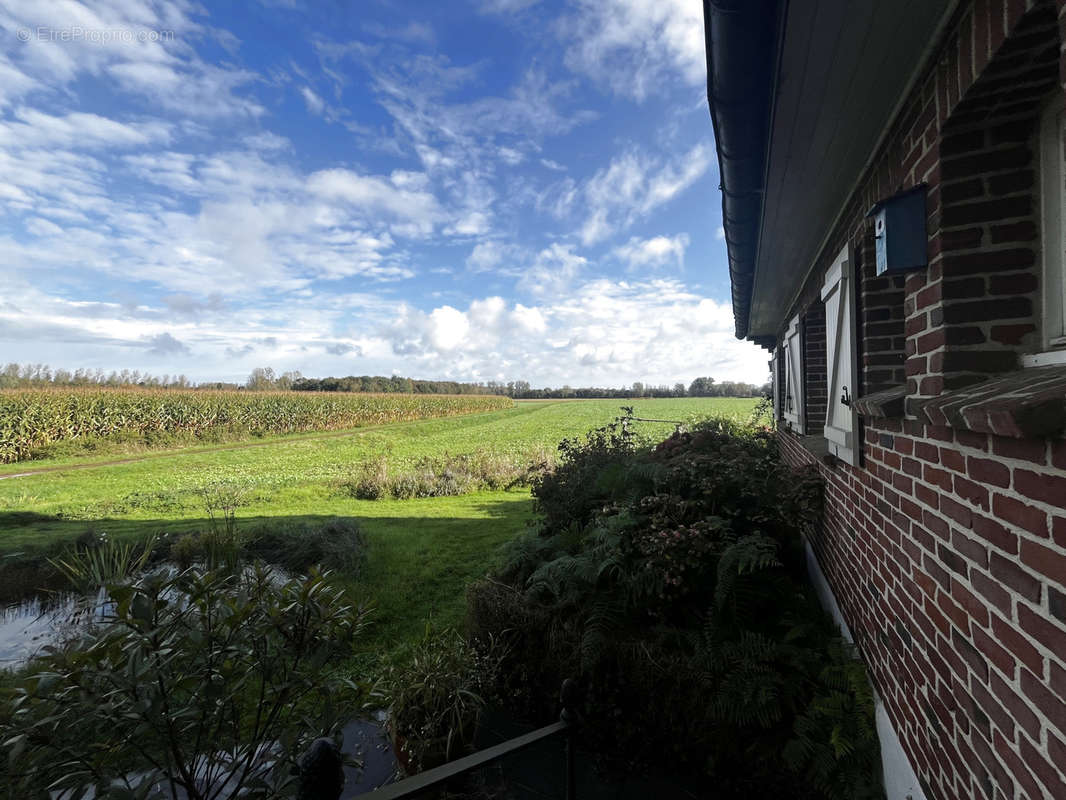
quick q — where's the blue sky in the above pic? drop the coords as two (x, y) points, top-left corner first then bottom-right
(0, 0), (766, 387)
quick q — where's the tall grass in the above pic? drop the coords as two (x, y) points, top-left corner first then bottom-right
(48, 531), (158, 592)
(341, 447), (555, 500)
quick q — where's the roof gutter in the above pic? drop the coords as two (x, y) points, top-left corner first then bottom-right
(703, 0), (784, 342)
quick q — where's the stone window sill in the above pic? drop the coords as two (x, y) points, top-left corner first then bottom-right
(853, 385), (907, 419)
(779, 423), (830, 459)
(918, 365), (1066, 439)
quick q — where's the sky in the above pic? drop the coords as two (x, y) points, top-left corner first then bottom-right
(0, 0), (768, 388)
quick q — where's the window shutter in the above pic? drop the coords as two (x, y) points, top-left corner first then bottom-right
(783, 315), (805, 434)
(821, 245), (859, 466)
(769, 351), (779, 421)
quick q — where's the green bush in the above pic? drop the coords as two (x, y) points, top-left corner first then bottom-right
(384, 629), (505, 774)
(1, 566), (371, 799)
(245, 517), (367, 575)
(467, 413), (882, 799)
(341, 448), (554, 501)
(166, 517), (367, 576)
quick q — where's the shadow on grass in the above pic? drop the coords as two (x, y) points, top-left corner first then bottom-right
(0, 498), (535, 648)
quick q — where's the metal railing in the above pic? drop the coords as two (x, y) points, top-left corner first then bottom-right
(298, 679), (580, 800)
(365, 679), (580, 800)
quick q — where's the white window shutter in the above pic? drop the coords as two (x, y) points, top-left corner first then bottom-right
(783, 316), (805, 434)
(769, 351), (779, 421)
(821, 245), (859, 466)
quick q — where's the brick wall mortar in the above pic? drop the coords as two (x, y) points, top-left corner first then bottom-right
(781, 420), (1066, 799)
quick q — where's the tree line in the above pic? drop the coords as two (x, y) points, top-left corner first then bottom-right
(292, 374), (769, 398)
(0, 363), (202, 390)
(1, 363), (768, 398)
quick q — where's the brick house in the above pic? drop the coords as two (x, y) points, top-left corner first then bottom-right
(705, 1), (1066, 798)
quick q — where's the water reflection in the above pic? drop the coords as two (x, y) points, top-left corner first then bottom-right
(0, 586), (111, 668)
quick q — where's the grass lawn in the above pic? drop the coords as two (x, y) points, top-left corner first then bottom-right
(0, 397), (757, 658)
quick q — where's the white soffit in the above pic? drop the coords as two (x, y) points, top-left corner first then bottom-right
(748, 0), (953, 337)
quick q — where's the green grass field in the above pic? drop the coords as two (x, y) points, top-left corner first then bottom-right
(0, 397), (757, 657)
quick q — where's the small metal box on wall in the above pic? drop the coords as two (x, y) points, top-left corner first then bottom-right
(866, 184), (928, 276)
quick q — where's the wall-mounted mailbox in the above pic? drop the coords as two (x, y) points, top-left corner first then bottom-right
(866, 184), (928, 276)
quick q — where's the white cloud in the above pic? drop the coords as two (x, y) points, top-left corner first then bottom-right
(518, 243), (586, 298)
(560, 0), (706, 100)
(0, 1), (263, 118)
(715, 226), (725, 240)
(0, 59), (38, 107)
(613, 234), (689, 270)
(374, 279), (766, 385)
(300, 86), (325, 114)
(0, 108), (171, 150)
(467, 241), (505, 271)
(478, 0), (542, 14)
(578, 144), (711, 244)
(306, 168), (445, 235)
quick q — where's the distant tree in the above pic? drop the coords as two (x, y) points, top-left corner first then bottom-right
(688, 377), (716, 396)
(246, 367), (277, 391)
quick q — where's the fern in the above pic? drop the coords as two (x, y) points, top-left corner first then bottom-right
(713, 532), (782, 624)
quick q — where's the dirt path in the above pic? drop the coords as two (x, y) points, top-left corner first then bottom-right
(0, 404), (543, 482)
(0, 417), (455, 482)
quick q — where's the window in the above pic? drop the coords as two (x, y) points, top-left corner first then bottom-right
(782, 315), (805, 433)
(821, 244), (859, 466)
(1029, 91), (1066, 366)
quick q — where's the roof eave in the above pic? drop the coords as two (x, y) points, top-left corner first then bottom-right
(703, 0), (785, 341)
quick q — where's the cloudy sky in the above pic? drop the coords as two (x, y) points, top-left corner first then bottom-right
(0, 0), (766, 387)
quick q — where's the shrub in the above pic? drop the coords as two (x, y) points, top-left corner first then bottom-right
(384, 629), (505, 773)
(245, 517), (367, 575)
(530, 408), (637, 536)
(467, 414), (881, 799)
(348, 454), (390, 500)
(47, 529), (157, 592)
(340, 447), (554, 501)
(167, 517), (367, 576)
(1, 566), (371, 799)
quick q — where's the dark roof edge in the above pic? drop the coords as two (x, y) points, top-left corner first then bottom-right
(703, 0), (785, 340)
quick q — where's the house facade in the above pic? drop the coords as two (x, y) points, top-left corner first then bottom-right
(706, 1), (1066, 798)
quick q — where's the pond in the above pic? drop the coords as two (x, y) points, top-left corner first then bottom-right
(0, 570), (404, 796)
(0, 563), (296, 671)
(0, 587), (110, 669)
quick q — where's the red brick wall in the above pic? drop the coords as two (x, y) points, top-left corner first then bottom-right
(858, 232), (909, 394)
(783, 418), (1066, 800)
(804, 302), (828, 435)
(774, 2), (1066, 798)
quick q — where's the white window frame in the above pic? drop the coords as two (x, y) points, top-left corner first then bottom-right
(782, 315), (805, 433)
(1025, 92), (1066, 367)
(821, 244), (860, 466)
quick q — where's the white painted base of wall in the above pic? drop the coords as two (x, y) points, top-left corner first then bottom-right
(804, 539), (927, 800)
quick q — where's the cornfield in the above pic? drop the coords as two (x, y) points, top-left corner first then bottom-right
(0, 388), (513, 463)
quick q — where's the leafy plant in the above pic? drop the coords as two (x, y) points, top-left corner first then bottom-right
(47, 530), (158, 592)
(196, 479), (248, 572)
(2, 565), (372, 799)
(385, 629), (505, 773)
